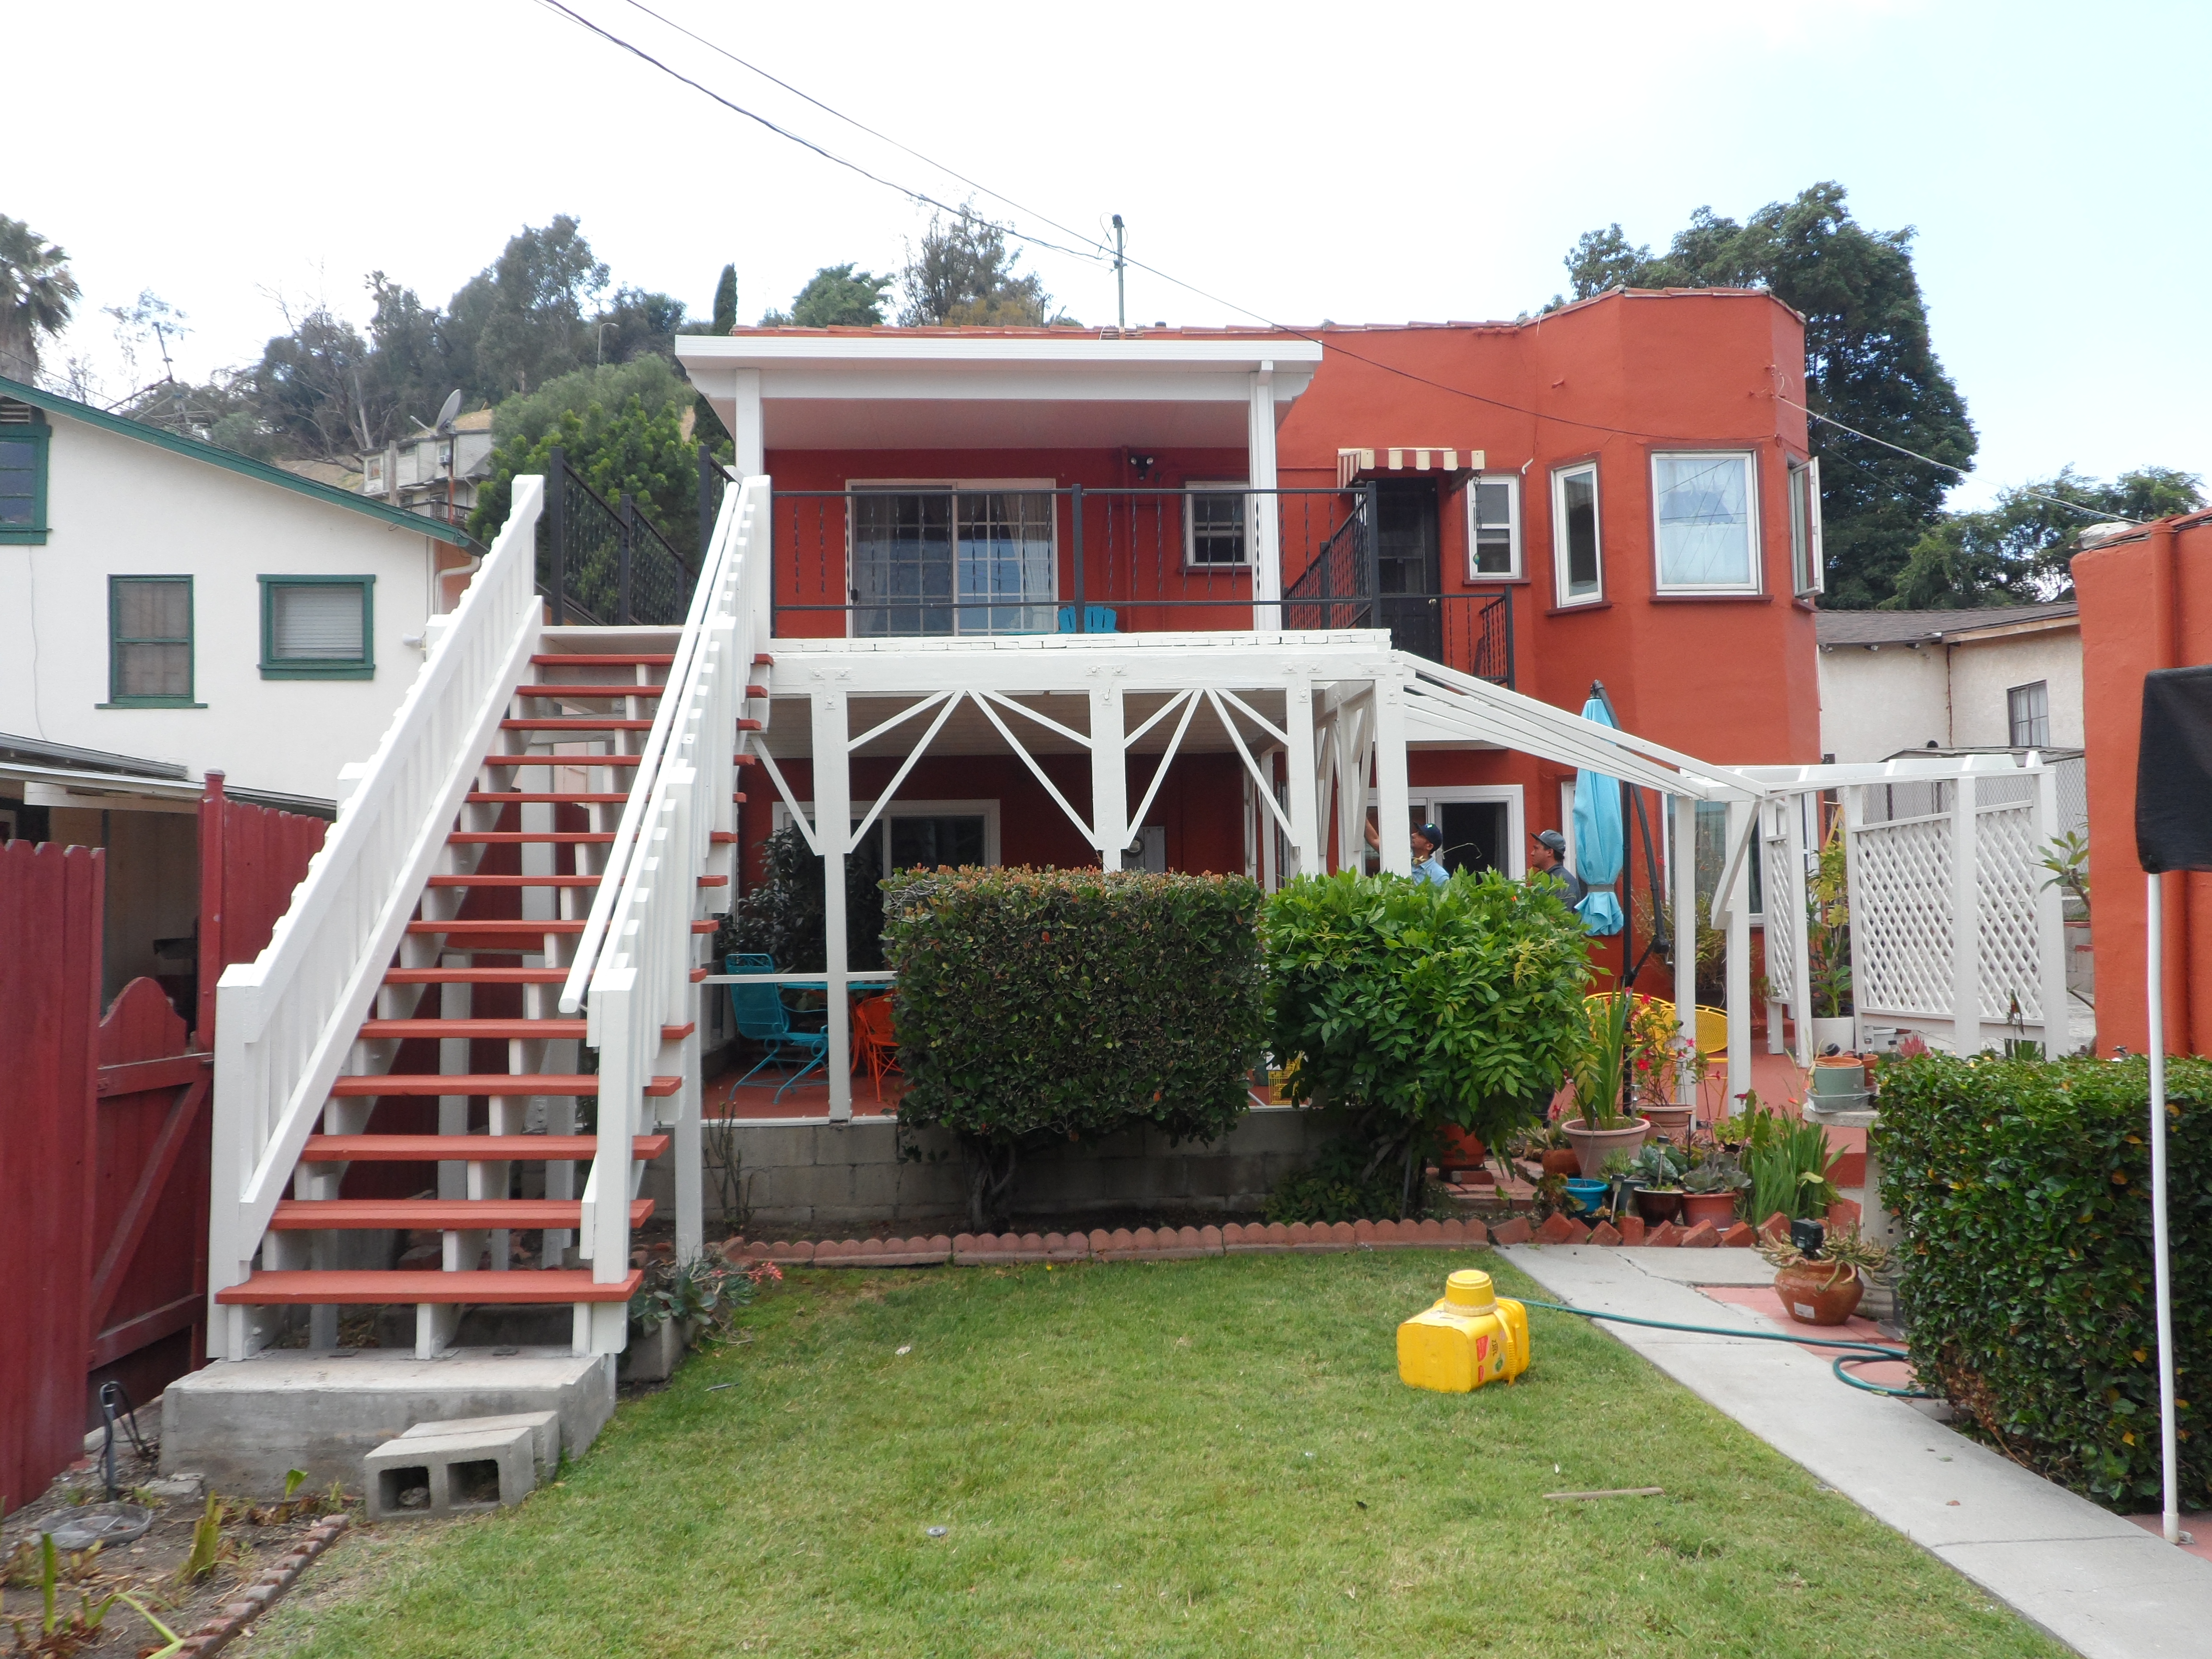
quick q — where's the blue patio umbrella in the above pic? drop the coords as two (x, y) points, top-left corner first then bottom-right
(1572, 686), (1626, 936)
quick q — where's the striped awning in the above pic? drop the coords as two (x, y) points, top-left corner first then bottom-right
(1336, 446), (1486, 489)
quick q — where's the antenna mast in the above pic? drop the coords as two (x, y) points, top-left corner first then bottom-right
(1111, 214), (1126, 329)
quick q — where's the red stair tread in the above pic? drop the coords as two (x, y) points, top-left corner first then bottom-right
(467, 792), (632, 804)
(385, 967), (569, 985)
(425, 874), (601, 887)
(302, 1134), (669, 1162)
(359, 1019), (696, 1043)
(328, 1073), (682, 1097)
(697, 874), (729, 887)
(514, 684), (665, 697)
(500, 718), (657, 732)
(407, 919), (585, 935)
(216, 1269), (643, 1306)
(484, 753), (644, 766)
(709, 831), (737, 843)
(689, 968), (709, 983)
(269, 1198), (653, 1229)
(531, 653), (674, 666)
(448, 831), (615, 843)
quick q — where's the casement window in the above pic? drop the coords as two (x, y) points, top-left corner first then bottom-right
(2008, 681), (2051, 749)
(1467, 473), (1520, 579)
(1551, 462), (1602, 605)
(1789, 457), (1824, 595)
(0, 401), (49, 544)
(849, 484), (1056, 637)
(259, 576), (375, 679)
(106, 577), (200, 707)
(1184, 482), (1248, 567)
(1652, 451), (1760, 593)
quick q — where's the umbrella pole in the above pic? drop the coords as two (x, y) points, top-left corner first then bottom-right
(2148, 870), (2182, 1545)
(1620, 781), (1633, 990)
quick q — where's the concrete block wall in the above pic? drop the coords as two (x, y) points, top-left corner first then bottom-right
(642, 1106), (1339, 1231)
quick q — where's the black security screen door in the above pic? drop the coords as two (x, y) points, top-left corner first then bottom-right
(1374, 481), (1441, 660)
(1438, 801), (1506, 876)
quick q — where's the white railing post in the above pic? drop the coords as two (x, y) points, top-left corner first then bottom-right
(1951, 771), (1980, 1054)
(1672, 793), (1698, 1097)
(2032, 756), (2071, 1054)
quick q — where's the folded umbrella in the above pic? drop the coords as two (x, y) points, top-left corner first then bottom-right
(1573, 687), (1626, 937)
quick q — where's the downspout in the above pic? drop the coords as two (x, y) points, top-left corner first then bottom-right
(2147, 521), (2190, 1054)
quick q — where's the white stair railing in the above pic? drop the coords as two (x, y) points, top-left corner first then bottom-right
(206, 478), (547, 1358)
(570, 475), (767, 1354)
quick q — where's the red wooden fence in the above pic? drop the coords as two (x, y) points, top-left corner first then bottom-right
(0, 841), (103, 1515)
(196, 770), (327, 1045)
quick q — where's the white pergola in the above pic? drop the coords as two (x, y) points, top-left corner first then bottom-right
(740, 629), (1772, 1120)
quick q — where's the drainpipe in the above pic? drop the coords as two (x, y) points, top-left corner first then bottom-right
(2147, 521), (2190, 1054)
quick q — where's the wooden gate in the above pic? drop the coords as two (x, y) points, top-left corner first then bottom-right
(0, 841), (103, 1515)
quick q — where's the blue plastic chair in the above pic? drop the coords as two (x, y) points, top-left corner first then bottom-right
(724, 952), (831, 1102)
(1055, 604), (1118, 635)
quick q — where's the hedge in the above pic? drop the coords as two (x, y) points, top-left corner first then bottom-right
(882, 867), (1265, 1152)
(1875, 1053), (2212, 1509)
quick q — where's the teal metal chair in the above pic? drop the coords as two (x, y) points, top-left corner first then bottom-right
(1056, 604), (1118, 634)
(724, 952), (831, 1102)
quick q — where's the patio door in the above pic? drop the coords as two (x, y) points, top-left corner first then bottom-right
(1373, 481), (1442, 661)
(850, 487), (1057, 636)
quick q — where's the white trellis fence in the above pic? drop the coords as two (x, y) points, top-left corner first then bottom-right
(1743, 754), (2071, 1062)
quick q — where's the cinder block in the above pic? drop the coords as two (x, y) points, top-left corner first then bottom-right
(727, 1124), (822, 1170)
(833, 1121), (909, 1166)
(401, 1411), (559, 1477)
(365, 1422), (537, 1520)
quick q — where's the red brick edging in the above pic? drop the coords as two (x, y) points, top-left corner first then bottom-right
(719, 1217), (1491, 1267)
(174, 1513), (350, 1656)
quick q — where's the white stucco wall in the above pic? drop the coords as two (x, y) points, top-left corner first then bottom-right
(1817, 641), (1952, 761)
(0, 418), (459, 800)
(1949, 630), (2083, 749)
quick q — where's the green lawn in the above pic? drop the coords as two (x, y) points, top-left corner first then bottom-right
(250, 1253), (2063, 1659)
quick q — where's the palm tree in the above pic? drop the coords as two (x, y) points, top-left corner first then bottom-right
(0, 216), (82, 386)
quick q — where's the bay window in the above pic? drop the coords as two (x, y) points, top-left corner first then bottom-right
(1551, 462), (1602, 605)
(1652, 451), (1760, 593)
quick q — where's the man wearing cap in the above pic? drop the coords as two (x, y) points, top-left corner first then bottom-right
(1530, 829), (1588, 907)
(1365, 817), (1453, 886)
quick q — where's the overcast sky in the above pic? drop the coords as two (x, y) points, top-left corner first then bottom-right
(12, 0), (2202, 508)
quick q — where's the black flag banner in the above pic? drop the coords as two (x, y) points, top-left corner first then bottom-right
(2137, 665), (2212, 873)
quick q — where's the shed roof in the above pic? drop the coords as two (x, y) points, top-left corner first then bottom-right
(1815, 601), (2078, 648)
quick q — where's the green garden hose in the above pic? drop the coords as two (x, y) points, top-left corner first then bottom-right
(1515, 1297), (1936, 1399)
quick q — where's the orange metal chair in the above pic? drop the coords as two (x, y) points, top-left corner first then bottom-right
(851, 993), (901, 1095)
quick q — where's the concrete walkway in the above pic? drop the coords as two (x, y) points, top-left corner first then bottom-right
(1500, 1244), (2212, 1659)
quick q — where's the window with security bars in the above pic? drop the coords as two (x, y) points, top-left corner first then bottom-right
(108, 577), (196, 705)
(1184, 483), (1248, 567)
(260, 576), (374, 678)
(850, 488), (1056, 636)
(2008, 680), (2051, 748)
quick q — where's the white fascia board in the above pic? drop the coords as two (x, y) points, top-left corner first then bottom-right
(1, 760), (204, 802)
(766, 633), (1392, 697)
(1737, 755), (2041, 789)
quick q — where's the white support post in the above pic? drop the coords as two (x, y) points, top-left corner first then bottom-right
(1839, 786), (1867, 1058)
(1673, 793), (1697, 1104)
(2148, 871), (2181, 1545)
(2033, 759), (2071, 1054)
(730, 369), (765, 479)
(1261, 749), (1281, 891)
(1283, 677), (1322, 876)
(1373, 672), (1411, 877)
(1248, 367), (1281, 630)
(1951, 771), (1980, 1054)
(1789, 794), (1815, 1069)
(813, 690), (853, 1123)
(1725, 797), (1752, 1118)
(1089, 682), (1128, 868)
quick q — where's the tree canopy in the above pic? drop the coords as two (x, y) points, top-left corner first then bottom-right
(1561, 183), (1977, 608)
(1888, 466), (2205, 608)
(899, 206), (1064, 327)
(760, 263), (895, 328)
(0, 216), (80, 384)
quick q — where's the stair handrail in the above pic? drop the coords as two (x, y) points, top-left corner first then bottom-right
(558, 475), (760, 1017)
(572, 477), (765, 1328)
(207, 477), (548, 1341)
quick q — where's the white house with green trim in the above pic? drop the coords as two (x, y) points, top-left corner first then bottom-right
(0, 377), (478, 802)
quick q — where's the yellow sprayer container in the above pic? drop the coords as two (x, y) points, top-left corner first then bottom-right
(1397, 1269), (1531, 1393)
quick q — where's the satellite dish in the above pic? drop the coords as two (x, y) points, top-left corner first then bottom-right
(434, 388), (463, 433)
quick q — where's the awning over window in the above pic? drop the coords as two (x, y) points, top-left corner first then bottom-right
(1336, 447), (1486, 489)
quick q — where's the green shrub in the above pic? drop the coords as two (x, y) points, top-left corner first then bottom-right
(1265, 1138), (1412, 1226)
(1264, 869), (1588, 1217)
(1875, 1053), (2212, 1509)
(883, 867), (1265, 1226)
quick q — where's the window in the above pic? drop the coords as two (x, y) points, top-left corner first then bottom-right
(106, 577), (199, 707)
(0, 402), (49, 544)
(1788, 457), (1824, 595)
(1652, 451), (1759, 592)
(2009, 681), (2051, 749)
(259, 576), (375, 679)
(849, 486), (1056, 636)
(1467, 473), (1520, 578)
(1184, 482), (1248, 567)
(1551, 463), (1601, 604)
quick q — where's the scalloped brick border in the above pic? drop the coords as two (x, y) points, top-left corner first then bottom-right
(718, 1217), (1490, 1268)
(174, 1514), (350, 1656)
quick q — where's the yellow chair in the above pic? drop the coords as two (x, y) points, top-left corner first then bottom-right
(1694, 1005), (1729, 1117)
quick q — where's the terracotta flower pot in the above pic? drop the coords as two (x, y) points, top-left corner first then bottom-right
(1540, 1148), (1583, 1177)
(1641, 1103), (1693, 1139)
(1775, 1261), (1863, 1326)
(1634, 1187), (1683, 1225)
(1562, 1117), (1650, 1180)
(1680, 1191), (1738, 1229)
(1438, 1126), (1488, 1174)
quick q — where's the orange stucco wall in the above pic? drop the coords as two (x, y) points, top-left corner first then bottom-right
(2074, 511), (2212, 1055)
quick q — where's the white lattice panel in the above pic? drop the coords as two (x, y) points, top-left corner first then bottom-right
(1851, 813), (1955, 1018)
(1761, 829), (1801, 1007)
(1977, 800), (2044, 1022)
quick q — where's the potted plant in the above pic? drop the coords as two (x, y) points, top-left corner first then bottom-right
(1628, 997), (1695, 1138)
(1806, 818), (1856, 1056)
(1511, 1121), (1584, 1178)
(1563, 992), (1651, 1179)
(1598, 1147), (1640, 1218)
(1680, 1148), (1749, 1228)
(1758, 1222), (1891, 1326)
(1628, 1141), (1686, 1224)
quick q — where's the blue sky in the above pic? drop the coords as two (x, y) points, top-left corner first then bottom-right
(13, 0), (2204, 509)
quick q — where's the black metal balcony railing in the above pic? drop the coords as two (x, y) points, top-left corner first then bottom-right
(537, 446), (701, 626)
(766, 484), (1513, 685)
